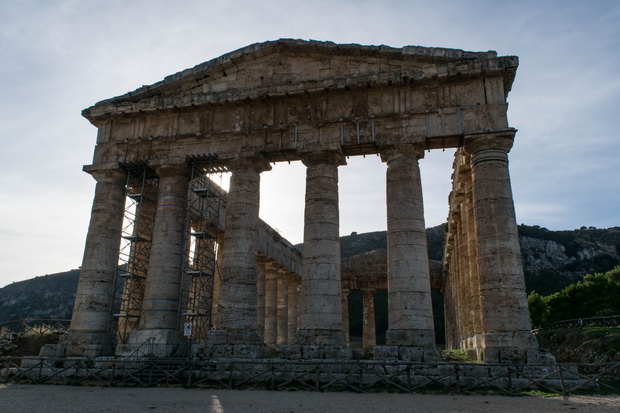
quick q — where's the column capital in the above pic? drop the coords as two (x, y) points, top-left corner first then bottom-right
(463, 131), (515, 156)
(379, 144), (425, 164)
(226, 156), (272, 173)
(300, 150), (346, 167)
(154, 163), (191, 179)
(88, 168), (127, 185)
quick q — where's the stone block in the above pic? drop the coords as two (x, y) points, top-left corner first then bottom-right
(351, 348), (365, 360)
(39, 344), (66, 358)
(226, 330), (261, 345)
(205, 330), (227, 345)
(279, 345), (302, 359)
(233, 344), (265, 359)
(324, 345), (352, 360)
(211, 344), (234, 358)
(398, 346), (424, 361)
(301, 345), (323, 359)
(373, 345), (399, 360)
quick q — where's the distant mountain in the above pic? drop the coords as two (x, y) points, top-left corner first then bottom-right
(0, 269), (79, 324)
(1, 224), (619, 325)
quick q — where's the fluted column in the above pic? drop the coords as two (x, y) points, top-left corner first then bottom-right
(263, 260), (278, 345)
(66, 168), (127, 356)
(276, 267), (289, 344)
(462, 167), (483, 344)
(214, 157), (271, 344)
(287, 274), (299, 344)
(362, 289), (376, 350)
(464, 133), (538, 361)
(296, 151), (346, 345)
(381, 146), (436, 348)
(443, 241), (457, 350)
(131, 164), (190, 353)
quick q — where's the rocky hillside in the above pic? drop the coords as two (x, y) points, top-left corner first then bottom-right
(518, 225), (620, 294)
(1, 224), (619, 325)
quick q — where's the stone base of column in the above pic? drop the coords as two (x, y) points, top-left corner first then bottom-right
(205, 329), (262, 345)
(385, 329), (436, 347)
(196, 343), (266, 359)
(295, 329), (343, 346)
(115, 329), (179, 358)
(373, 345), (440, 362)
(276, 344), (352, 360)
(473, 332), (555, 364)
(61, 332), (114, 357)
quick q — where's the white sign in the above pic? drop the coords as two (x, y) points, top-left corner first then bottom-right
(183, 322), (192, 337)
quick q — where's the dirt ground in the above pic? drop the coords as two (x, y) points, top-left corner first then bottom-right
(0, 384), (619, 413)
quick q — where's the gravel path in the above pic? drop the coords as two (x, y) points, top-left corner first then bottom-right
(1, 384), (619, 413)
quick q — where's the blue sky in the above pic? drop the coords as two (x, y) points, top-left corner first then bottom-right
(0, 0), (618, 287)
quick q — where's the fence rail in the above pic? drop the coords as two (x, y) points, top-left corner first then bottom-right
(533, 315), (620, 335)
(1, 357), (618, 396)
(0, 319), (71, 336)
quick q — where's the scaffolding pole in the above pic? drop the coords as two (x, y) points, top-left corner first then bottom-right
(112, 164), (159, 344)
(178, 162), (225, 344)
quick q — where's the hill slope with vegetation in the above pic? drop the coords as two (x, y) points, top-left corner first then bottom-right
(1, 224), (619, 328)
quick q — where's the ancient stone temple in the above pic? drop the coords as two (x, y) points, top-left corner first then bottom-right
(64, 39), (545, 363)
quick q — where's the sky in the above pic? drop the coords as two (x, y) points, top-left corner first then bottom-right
(0, 0), (618, 287)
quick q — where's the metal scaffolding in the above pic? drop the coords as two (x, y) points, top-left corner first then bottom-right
(113, 163), (159, 344)
(178, 159), (226, 344)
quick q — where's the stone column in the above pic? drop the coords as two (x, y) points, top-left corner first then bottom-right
(264, 260), (278, 345)
(380, 146), (436, 353)
(256, 255), (267, 343)
(362, 289), (376, 350)
(277, 267), (289, 344)
(464, 133), (538, 362)
(213, 157), (271, 346)
(462, 168), (483, 347)
(443, 242), (457, 350)
(341, 289), (351, 347)
(129, 164), (190, 355)
(296, 151), (346, 346)
(287, 274), (299, 344)
(65, 168), (126, 356)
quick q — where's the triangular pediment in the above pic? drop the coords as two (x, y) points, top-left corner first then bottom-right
(83, 39), (516, 122)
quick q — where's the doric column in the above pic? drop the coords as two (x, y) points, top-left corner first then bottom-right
(214, 157), (271, 344)
(381, 146), (436, 348)
(131, 164), (190, 353)
(443, 241), (457, 350)
(65, 168), (127, 356)
(256, 255), (267, 342)
(464, 133), (538, 361)
(263, 260), (278, 345)
(296, 151), (346, 345)
(462, 166), (483, 344)
(276, 267), (289, 344)
(287, 274), (299, 344)
(341, 289), (350, 347)
(362, 289), (376, 350)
